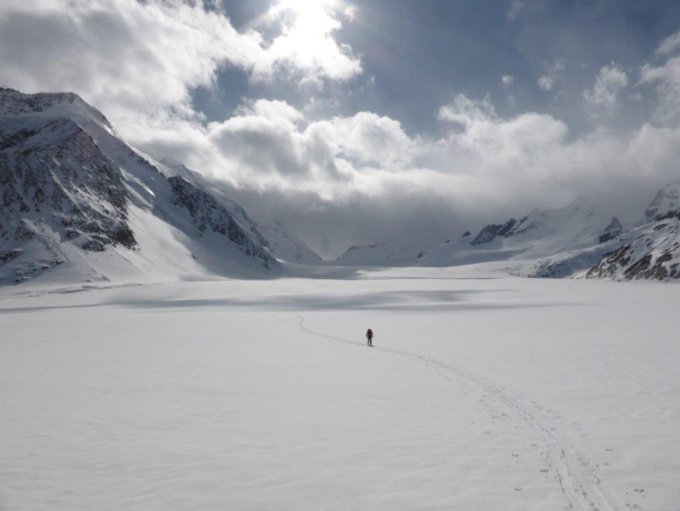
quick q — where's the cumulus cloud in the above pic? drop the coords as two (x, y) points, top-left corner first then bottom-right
(0, 1), (261, 119)
(201, 92), (680, 256)
(309, 112), (416, 168)
(583, 62), (628, 110)
(238, 99), (305, 123)
(0, 0), (361, 140)
(438, 95), (568, 155)
(1, 1), (680, 258)
(641, 31), (680, 120)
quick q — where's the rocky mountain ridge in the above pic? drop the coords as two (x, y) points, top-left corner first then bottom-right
(0, 88), (319, 285)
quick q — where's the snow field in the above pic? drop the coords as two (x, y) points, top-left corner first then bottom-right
(1, 269), (679, 510)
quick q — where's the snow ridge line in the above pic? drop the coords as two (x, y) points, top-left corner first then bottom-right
(297, 314), (621, 511)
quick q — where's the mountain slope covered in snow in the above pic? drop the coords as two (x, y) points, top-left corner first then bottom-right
(0, 88), (282, 285)
(163, 163), (321, 266)
(337, 190), (680, 282)
(586, 182), (680, 280)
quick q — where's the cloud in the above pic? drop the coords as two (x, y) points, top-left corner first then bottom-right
(238, 99), (305, 123)
(197, 92), (680, 257)
(583, 62), (628, 110)
(0, 0), (361, 140)
(2, 2), (680, 258)
(438, 95), (568, 160)
(641, 32), (680, 120)
(310, 112), (417, 168)
(656, 31), (680, 56)
(438, 94), (497, 127)
(537, 75), (555, 91)
(537, 58), (566, 92)
(252, 0), (362, 84)
(507, 0), (526, 21)
(0, 1), (264, 119)
(435, 94), (570, 181)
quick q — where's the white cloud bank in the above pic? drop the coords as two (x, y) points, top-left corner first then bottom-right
(1, 2), (680, 257)
(0, 0), (360, 133)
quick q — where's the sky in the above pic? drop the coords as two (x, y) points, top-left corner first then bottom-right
(2, 0), (680, 257)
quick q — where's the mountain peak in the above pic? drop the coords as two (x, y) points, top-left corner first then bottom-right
(0, 87), (111, 129)
(598, 217), (624, 244)
(645, 181), (680, 221)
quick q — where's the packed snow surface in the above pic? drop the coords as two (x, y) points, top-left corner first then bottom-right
(1, 266), (679, 510)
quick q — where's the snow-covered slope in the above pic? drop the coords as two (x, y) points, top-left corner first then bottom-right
(644, 181), (680, 221)
(586, 182), (680, 281)
(417, 197), (615, 269)
(332, 198), (635, 277)
(163, 163), (322, 265)
(256, 221), (322, 265)
(473, 183), (680, 281)
(0, 88), (278, 285)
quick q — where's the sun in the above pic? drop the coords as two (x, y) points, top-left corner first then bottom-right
(277, 0), (339, 15)
(269, 0), (343, 49)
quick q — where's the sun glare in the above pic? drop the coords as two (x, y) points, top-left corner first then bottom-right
(278, 0), (339, 15)
(268, 0), (344, 52)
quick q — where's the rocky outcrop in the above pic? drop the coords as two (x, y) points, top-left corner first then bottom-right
(471, 218), (518, 245)
(168, 176), (274, 268)
(0, 115), (136, 253)
(586, 183), (680, 281)
(598, 217), (624, 244)
(586, 220), (680, 281)
(1, 87), (281, 284)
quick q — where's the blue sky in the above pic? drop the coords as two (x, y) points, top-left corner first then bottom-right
(197, 0), (680, 134)
(2, 0), (680, 256)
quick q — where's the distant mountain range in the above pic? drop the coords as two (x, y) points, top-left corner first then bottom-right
(335, 183), (680, 281)
(0, 88), (320, 285)
(1, 87), (679, 284)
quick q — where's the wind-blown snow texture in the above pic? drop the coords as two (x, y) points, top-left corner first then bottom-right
(1, 268), (678, 510)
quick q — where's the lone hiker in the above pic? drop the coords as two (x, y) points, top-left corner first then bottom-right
(366, 328), (373, 347)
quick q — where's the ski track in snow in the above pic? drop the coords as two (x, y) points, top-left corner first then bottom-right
(298, 315), (622, 511)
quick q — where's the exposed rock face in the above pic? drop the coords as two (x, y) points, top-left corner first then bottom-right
(471, 218), (518, 245)
(1, 87), (280, 284)
(0, 115), (136, 253)
(158, 162), (321, 265)
(168, 176), (273, 268)
(586, 183), (680, 281)
(598, 217), (624, 244)
(586, 227), (680, 281)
